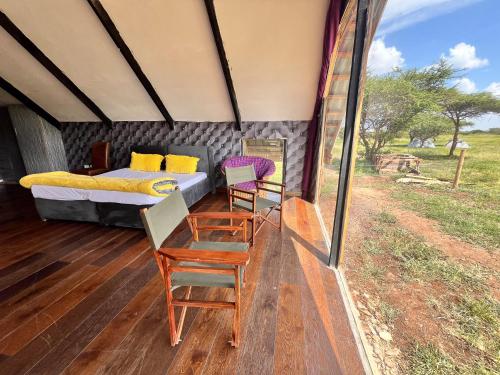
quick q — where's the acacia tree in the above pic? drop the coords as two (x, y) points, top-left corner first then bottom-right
(359, 75), (435, 161)
(408, 113), (453, 143)
(360, 62), (453, 161)
(439, 89), (500, 156)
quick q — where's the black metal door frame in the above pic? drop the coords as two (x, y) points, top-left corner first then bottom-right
(329, 0), (368, 267)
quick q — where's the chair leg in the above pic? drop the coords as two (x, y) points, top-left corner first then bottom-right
(162, 257), (177, 347)
(165, 287), (177, 346)
(229, 191), (233, 228)
(232, 266), (241, 347)
(279, 206), (283, 232)
(176, 286), (192, 344)
(251, 216), (256, 246)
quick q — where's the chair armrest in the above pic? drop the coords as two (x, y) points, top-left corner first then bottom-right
(229, 186), (256, 196)
(188, 211), (253, 220)
(158, 248), (250, 266)
(255, 179), (286, 188)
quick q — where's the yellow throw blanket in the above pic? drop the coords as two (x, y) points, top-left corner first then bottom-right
(19, 171), (177, 197)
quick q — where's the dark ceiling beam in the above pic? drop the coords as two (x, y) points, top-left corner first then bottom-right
(0, 11), (112, 126)
(0, 76), (61, 130)
(86, 0), (174, 129)
(204, 0), (242, 131)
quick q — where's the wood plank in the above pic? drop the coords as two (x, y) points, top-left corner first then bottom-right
(294, 199), (343, 374)
(273, 199), (306, 374)
(0, 241), (150, 358)
(61, 276), (163, 375)
(0, 260), (69, 303)
(166, 288), (228, 375)
(0, 230), (139, 338)
(0, 251), (151, 374)
(26, 259), (157, 374)
(96, 286), (206, 375)
(0, 225), (107, 290)
(0, 252), (44, 278)
(235, 223), (283, 374)
(200, 223), (268, 375)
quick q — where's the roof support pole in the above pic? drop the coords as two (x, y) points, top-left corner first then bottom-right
(329, 0), (368, 268)
(86, 0), (174, 129)
(204, 0), (242, 131)
(0, 76), (61, 130)
(0, 11), (112, 126)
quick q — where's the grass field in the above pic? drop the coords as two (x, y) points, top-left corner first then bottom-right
(318, 131), (499, 374)
(385, 133), (500, 194)
(386, 133), (500, 250)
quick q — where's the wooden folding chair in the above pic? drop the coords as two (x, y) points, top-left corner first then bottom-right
(225, 165), (286, 244)
(140, 190), (252, 348)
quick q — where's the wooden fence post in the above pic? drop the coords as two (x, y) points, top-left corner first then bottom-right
(452, 149), (466, 189)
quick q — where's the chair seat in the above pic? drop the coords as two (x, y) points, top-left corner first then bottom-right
(171, 241), (248, 289)
(234, 196), (280, 212)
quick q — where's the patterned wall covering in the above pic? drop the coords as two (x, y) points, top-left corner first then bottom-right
(61, 121), (309, 192)
(9, 105), (68, 174)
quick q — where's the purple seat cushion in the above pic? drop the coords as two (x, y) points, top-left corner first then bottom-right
(222, 156), (276, 190)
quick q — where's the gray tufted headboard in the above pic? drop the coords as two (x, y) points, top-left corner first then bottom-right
(167, 145), (216, 193)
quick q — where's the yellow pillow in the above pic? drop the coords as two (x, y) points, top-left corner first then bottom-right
(165, 154), (199, 174)
(130, 152), (164, 172)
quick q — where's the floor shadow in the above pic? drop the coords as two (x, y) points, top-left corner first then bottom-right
(285, 224), (330, 265)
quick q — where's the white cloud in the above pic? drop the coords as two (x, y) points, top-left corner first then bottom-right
(443, 43), (489, 70)
(486, 82), (500, 97)
(378, 0), (483, 35)
(368, 39), (405, 75)
(454, 77), (477, 93)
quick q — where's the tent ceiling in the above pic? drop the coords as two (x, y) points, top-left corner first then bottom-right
(0, 27), (98, 121)
(216, 0), (329, 121)
(0, 86), (19, 106)
(100, 0), (233, 122)
(0, 0), (329, 123)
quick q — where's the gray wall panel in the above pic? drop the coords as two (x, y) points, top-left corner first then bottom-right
(8, 105), (68, 174)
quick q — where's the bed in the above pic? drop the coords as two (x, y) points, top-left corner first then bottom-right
(32, 145), (215, 228)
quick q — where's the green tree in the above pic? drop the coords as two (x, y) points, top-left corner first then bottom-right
(360, 75), (438, 161)
(399, 59), (455, 92)
(408, 113), (453, 143)
(439, 89), (500, 156)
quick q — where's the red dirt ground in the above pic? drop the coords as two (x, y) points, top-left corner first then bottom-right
(318, 173), (498, 373)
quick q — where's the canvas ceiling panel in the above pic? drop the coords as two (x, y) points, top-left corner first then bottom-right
(215, 0), (329, 121)
(0, 87), (19, 106)
(0, 0), (162, 121)
(101, 0), (234, 122)
(0, 29), (98, 121)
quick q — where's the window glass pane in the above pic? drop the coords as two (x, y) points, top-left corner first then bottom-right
(316, 3), (357, 245)
(339, 1), (499, 373)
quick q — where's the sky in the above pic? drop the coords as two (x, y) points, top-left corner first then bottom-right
(367, 0), (500, 130)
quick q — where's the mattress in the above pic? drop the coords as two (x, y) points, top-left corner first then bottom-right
(31, 168), (208, 205)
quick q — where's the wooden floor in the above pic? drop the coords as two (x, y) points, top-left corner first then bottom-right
(0, 185), (364, 375)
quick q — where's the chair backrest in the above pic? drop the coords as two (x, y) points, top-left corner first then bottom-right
(140, 190), (189, 250)
(225, 165), (257, 186)
(91, 141), (110, 169)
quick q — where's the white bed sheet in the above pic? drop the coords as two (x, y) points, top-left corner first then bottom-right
(31, 168), (207, 205)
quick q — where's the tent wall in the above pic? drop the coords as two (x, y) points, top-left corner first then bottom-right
(61, 121), (308, 192)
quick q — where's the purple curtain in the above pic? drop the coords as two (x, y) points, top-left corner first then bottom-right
(301, 0), (342, 200)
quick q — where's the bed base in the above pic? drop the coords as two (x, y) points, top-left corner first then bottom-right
(34, 179), (213, 228)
